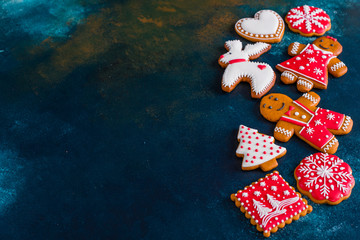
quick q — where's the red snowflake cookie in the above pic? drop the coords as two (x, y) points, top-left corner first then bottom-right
(295, 153), (355, 205)
(285, 5), (331, 36)
(230, 171), (312, 237)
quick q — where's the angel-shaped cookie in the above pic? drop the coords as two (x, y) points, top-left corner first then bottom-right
(218, 40), (275, 98)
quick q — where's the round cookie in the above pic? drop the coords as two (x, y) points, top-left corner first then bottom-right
(285, 5), (331, 37)
(294, 153), (355, 205)
(235, 10), (285, 43)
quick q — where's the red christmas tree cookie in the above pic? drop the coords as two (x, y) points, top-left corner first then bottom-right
(236, 125), (286, 171)
(295, 153), (355, 205)
(230, 171), (312, 237)
(285, 5), (331, 37)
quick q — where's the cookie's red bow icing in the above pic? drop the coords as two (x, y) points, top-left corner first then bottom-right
(229, 59), (247, 64)
(326, 36), (337, 42)
(285, 106), (295, 116)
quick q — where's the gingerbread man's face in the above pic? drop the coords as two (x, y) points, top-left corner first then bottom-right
(260, 93), (293, 122)
(312, 36), (343, 56)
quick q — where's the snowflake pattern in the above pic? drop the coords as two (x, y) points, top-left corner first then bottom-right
(314, 119), (323, 126)
(308, 57), (317, 63)
(327, 113), (335, 120)
(286, 5), (330, 34)
(271, 175), (278, 181)
(283, 190), (290, 196)
(313, 67), (323, 75)
(271, 186), (277, 191)
(296, 153), (354, 200)
(254, 191), (261, 196)
(242, 192), (249, 197)
(306, 127), (314, 135)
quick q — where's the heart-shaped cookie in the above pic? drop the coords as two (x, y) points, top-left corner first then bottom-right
(235, 10), (285, 43)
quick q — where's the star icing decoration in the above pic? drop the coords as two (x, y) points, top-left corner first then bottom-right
(314, 119), (323, 126)
(327, 113), (335, 120)
(313, 67), (323, 75)
(308, 57), (317, 63)
(306, 49), (314, 54)
(306, 127), (314, 135)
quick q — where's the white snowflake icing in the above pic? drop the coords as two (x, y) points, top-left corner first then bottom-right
(271, 175), (278, 181)
(287, 5), (330, 32)
(260, 182), (266, 187)
(314, 119), (323, 126)
(297, 153), (352, 198)
(306, 49), (314, 54)
(306, 127), (314, 135)
(242, 192), (249, 197)
(283, 190), (290, 196)
(271, 186), (277, 191)
(308, 57), (317, 63)
(327, 113), (335, 120)
(313, 67), (323, 75)
(254, 191), (261, 196)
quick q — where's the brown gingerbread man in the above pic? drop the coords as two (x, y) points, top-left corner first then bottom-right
(260, 92), (353, 154)
(276, 36), (347, 92)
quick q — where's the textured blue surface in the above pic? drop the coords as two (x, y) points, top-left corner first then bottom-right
(0, 0), (359, 239)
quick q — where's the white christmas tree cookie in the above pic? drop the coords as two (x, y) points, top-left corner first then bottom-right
(218, 40), (276, 98)
(295, 152), (355, 205)
(236, 125), (286, 171)
(230, 171), (313, 237)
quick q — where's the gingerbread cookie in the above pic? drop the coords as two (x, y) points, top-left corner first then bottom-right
(295, 153), (355, 205)
(259, 92), (353, 154)
(230, 171), (312, 237)
(236, 125), (286, 171)
(285, 5), (331, 37)
(276, 36), (347, 92)
(219, 40), (275, 98)
(235, 10), (285, 43)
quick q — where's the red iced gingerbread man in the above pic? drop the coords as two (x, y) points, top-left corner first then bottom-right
(260, 92), (353, 154)
(276, 36), (347, 92)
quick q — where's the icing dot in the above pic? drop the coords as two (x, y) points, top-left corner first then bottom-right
(248, 147), (251, 150)
(248, 141), (251, 144)
(248, 136), (252, 139)
(245, 132), (248, 135)
(255, 149), (258, 152)
(247, 153), (250, 156)
(301, 115), (306, 119)
(256, 143), (259, 146)
(270, 152), (273, 155)
(253, 156), (256, 159)
(260, 156), (263, 159)
(276, 150), (280, 153)
(299, 66), (305, 70)
(240, 146), (244, 149)
(251, 160), (254, 163)
(256, 137), (259, 139)
(264, 140), (266, 142)
(245, 160), (248, 162)
(242, 140), (245, 143)
(294, 112), (299, 116)
(263, 151), (267, 154)
(296, 57), (301, 60)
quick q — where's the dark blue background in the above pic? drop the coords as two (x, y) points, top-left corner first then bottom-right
(0, 0), (359, 239)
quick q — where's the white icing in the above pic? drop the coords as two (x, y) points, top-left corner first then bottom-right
(241, 10), (279, 34)
(287, 5), (330, 32)
(236, 125), (286, 168)
(342, 116), (351, 131)
(291, 42), (300, 55)
(298, 153), (352, 197)
(274, 126), (292, 137)
(282, 71), (295, 81)
(302, 93), (318, 104)
(297, 78), (313, 89)
(220, 40), (274, 94)
(330, 62), (346, 72)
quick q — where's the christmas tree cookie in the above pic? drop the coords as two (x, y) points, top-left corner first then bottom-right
(230, 171), (312, 237)
(236, 125), (286, 171)
(295, 153), (355, 205)
(260, 92), (353, 154)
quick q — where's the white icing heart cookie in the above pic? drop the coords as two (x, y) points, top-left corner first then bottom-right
(235, 10), (285, 43)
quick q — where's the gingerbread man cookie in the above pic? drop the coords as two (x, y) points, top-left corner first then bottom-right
(236, 125), (286, 171)
(285, 5), (331, 37)
(230, 171), (312, 237)
(259, 92), (353, 154)
(295, 153), (355, 205)
(219, 40), (275, 98)
(276, 36), (347, 92)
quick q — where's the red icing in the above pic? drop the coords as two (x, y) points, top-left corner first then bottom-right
(258, 64), (266, 70)
(280, 101), (345, 149)
(277, 44), (334, 85)
(286, 5), (330, 35)
(235, 172), (307, 232)
(285, 106), (295, 116)
(229, 59), (247, 64)
(295, 153), (354, 203)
